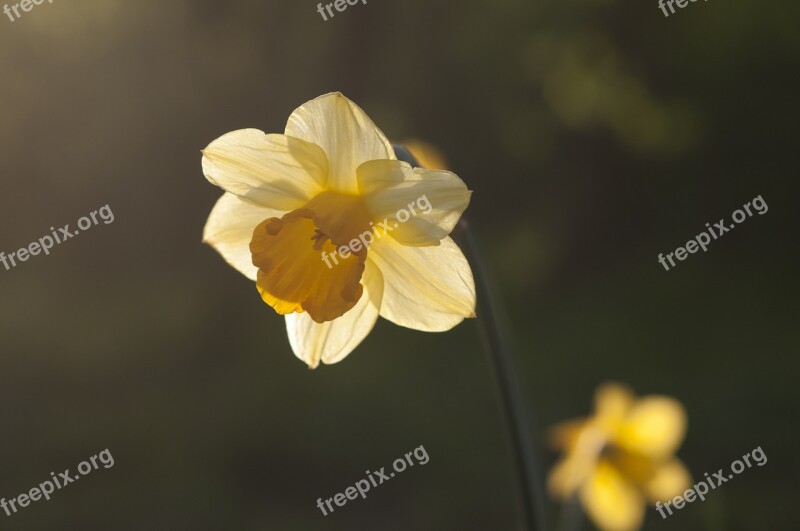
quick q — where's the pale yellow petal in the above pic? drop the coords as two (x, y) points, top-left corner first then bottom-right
(368, 236), (475, 332)
(616, 396), (687, 459)
(285, 92), (395, 193)
(358, 159), (472, 245)
(643, 459), (692, 503)
(202, 129), (328, 209)
(285, 261), (383, 368)
(580, 460), (645, 531)
(202, 193), (284, 281)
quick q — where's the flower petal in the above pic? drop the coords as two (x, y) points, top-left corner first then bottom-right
(548, 418), (589, 451)
(594, 383), (636, 436)
(402, 138), (449, 170)
(202, 193), (284, 281)
(548, 424), (607, 498)
(616, 396), (687, 460)
(643, 459), (692, 503)
(202, 129), (328, 210)
(580, 460), (645, 531)
(358, 159), (472, 245)
(368, 236), (475, 331)
(285, 92), (395, 193)
(285, 261), (384, 368)
(548, 454), (595, 499)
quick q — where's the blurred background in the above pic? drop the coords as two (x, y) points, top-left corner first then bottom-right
(0, 0), (797, 529)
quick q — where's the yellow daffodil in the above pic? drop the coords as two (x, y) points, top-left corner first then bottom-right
(201, 92), (476, 368)
(548, 383), (691, 531)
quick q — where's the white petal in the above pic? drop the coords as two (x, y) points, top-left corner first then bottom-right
(202, 129), (328, 210)
(369, 236), (475, 332)
(358, 159), (472, 245)
(285, 92), (395, 193)
(203, 193), (284, 281)
(285, 261), (384, 368)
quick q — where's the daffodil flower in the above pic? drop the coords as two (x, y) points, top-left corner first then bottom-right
(201, 93), (475, 368)
(548, 383), (691, 531)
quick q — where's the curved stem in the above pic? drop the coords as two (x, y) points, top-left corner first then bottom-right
(456, 218), (546, 531)
(392, 145), (545, 530)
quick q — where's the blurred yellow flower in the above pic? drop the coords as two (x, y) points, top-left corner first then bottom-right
(548, 383), (691, 531)
(402, 139), (449, 171)
(201, 92), (475, 368)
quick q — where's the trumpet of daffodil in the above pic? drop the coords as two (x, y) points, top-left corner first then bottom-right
(201, 92), (476, 368)
(548, 383), (691, 531)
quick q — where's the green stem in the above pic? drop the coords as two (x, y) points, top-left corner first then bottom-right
(557, 494), (584, 531)
(393, 145), (546, 530)
(456, 218), (546, 531)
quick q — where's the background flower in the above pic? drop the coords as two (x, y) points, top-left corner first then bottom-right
(549, 383), (691, 531)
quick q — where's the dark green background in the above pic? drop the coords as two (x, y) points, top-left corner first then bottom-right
(0, 0), (797, 529)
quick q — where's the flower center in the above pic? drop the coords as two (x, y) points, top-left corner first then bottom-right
(249, 191), (375, 323)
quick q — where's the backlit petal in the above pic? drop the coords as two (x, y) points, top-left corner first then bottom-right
(285, 262), (384, 368)
(358, 159), (472, 245)
(202, 129), (328, 209)
(202, 192), (284, 281)
(580, 460), (645, 531)
(368, 236), (475, 331)
(615, 396), (687, 460)
(285, 92), (395, 193)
